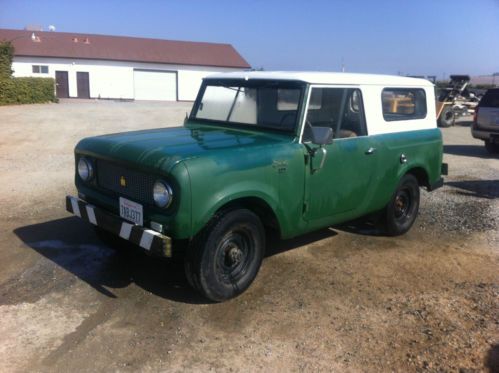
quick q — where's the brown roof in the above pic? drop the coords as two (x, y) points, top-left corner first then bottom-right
(0, 28), (251, 69)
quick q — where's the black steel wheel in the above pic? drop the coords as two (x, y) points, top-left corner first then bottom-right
(184, 209), (265, 302)
(438, 106), (455, 127)
(384, 174), (420, 236)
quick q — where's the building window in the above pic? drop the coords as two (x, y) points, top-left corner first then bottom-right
(32, 65), (49, 74)
(382, 88), (427, 121)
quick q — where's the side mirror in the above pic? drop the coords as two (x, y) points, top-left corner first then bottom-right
(310, 126), (334, 146)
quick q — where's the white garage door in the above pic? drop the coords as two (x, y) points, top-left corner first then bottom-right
(133, 70), (177, 101)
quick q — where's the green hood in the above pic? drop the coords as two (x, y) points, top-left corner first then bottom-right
(75, 122), (293, 172)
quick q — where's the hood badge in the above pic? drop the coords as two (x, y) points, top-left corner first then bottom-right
(120, 176), (127, 187)
(272, 160), (288, 174)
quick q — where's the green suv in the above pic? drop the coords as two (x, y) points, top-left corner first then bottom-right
(67, 72), (445, 301)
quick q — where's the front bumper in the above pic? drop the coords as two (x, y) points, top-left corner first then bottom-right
(66, 195), (172, 257)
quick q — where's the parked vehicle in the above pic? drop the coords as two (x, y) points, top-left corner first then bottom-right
(436, 75), (477, 127)
(66, 72), (446, 301)
(472, 88), (499, 153)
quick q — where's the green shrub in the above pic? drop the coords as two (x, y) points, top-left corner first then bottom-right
(0, 41), (14, 79)
(0, 77), (56, 105)
(0, 41), (56, 105)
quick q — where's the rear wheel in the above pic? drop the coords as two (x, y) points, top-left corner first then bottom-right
(438, 106), (455, 127)
(484, 140), (499, 154)
(384, 174), (420, 236)
(184, 209), (265, 302)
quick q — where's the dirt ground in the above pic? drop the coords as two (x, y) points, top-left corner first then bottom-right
(0, 100), (497, 373)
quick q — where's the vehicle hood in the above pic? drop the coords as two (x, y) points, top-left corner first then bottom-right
(75, 122), (294, 172)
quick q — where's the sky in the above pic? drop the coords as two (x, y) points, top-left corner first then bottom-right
(1, 0), (498, 77)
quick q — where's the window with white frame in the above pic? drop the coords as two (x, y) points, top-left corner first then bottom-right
(32, 65), (49, 74)
(382, 88), (427, 121)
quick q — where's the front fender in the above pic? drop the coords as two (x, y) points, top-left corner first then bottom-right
(184, 155), (282, 237)
(192, 180), (280, 237)
(197, 182), (280, 235)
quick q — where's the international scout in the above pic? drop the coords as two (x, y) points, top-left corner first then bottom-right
(66, 72), (445, 301)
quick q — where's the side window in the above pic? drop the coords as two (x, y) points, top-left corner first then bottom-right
(303, 88), (367, 141)
(382, 88), (427, 121)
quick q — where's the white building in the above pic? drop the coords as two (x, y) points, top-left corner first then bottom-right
(0, 29), (250, 101)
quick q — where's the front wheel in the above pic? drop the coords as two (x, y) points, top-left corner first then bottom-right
(184, 209), (265, 302)
(384, 174), (420, 236)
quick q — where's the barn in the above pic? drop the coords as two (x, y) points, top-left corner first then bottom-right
(0, 28), (250, 101)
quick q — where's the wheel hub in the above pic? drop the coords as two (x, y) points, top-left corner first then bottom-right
(394, 192), (409, 218)
(225, 244), (243, 267)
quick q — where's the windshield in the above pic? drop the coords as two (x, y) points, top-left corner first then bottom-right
(191, 80), (305, 132)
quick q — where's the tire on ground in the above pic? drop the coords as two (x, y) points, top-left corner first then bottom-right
(484, 140), (499, 154)
(184, 209), (265, 302)
(384, 174), (420, 236)
(438, 106), (455, 128)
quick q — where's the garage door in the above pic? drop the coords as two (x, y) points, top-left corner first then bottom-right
(133, 70), (177, 101)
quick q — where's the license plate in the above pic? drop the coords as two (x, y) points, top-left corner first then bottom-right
(119, 197), (143, 226)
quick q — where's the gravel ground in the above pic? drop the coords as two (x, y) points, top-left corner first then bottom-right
(0, 102), (498, 372)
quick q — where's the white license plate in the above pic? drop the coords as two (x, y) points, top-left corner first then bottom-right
(119, 197), (143, 226)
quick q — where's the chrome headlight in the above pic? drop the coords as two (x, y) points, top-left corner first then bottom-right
(153, 180), (173, 208)
(77, 157), (93, 181)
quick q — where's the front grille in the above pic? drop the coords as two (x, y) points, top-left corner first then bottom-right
(96, 160), (155, 205)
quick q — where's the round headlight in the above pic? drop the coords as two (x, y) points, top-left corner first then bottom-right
(153, 180), (173, 208)
(78, 158), (93, 181)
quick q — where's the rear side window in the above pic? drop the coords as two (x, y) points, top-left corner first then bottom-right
(479, 90), (499, 108)
(382, 88), (427, 121)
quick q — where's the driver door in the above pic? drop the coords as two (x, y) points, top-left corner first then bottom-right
(303, 86), (378, 222)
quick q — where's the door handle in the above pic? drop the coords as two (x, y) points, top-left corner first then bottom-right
(365, 147), (376, 155)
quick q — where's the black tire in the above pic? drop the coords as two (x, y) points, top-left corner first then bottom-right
(438, 106), (455, 128)
(184, 209), (265, 302)
(384, 174), (420, 236)
(484, 140), (499, 154)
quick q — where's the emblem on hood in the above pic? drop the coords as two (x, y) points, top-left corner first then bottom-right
(120, 176), (127, 187)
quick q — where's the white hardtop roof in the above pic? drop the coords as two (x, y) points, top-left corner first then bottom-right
(205, 71), (434, 86)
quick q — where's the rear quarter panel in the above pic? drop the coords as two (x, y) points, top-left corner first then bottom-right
(368, 129), (443, 212)
(360, 84), (442, 212)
